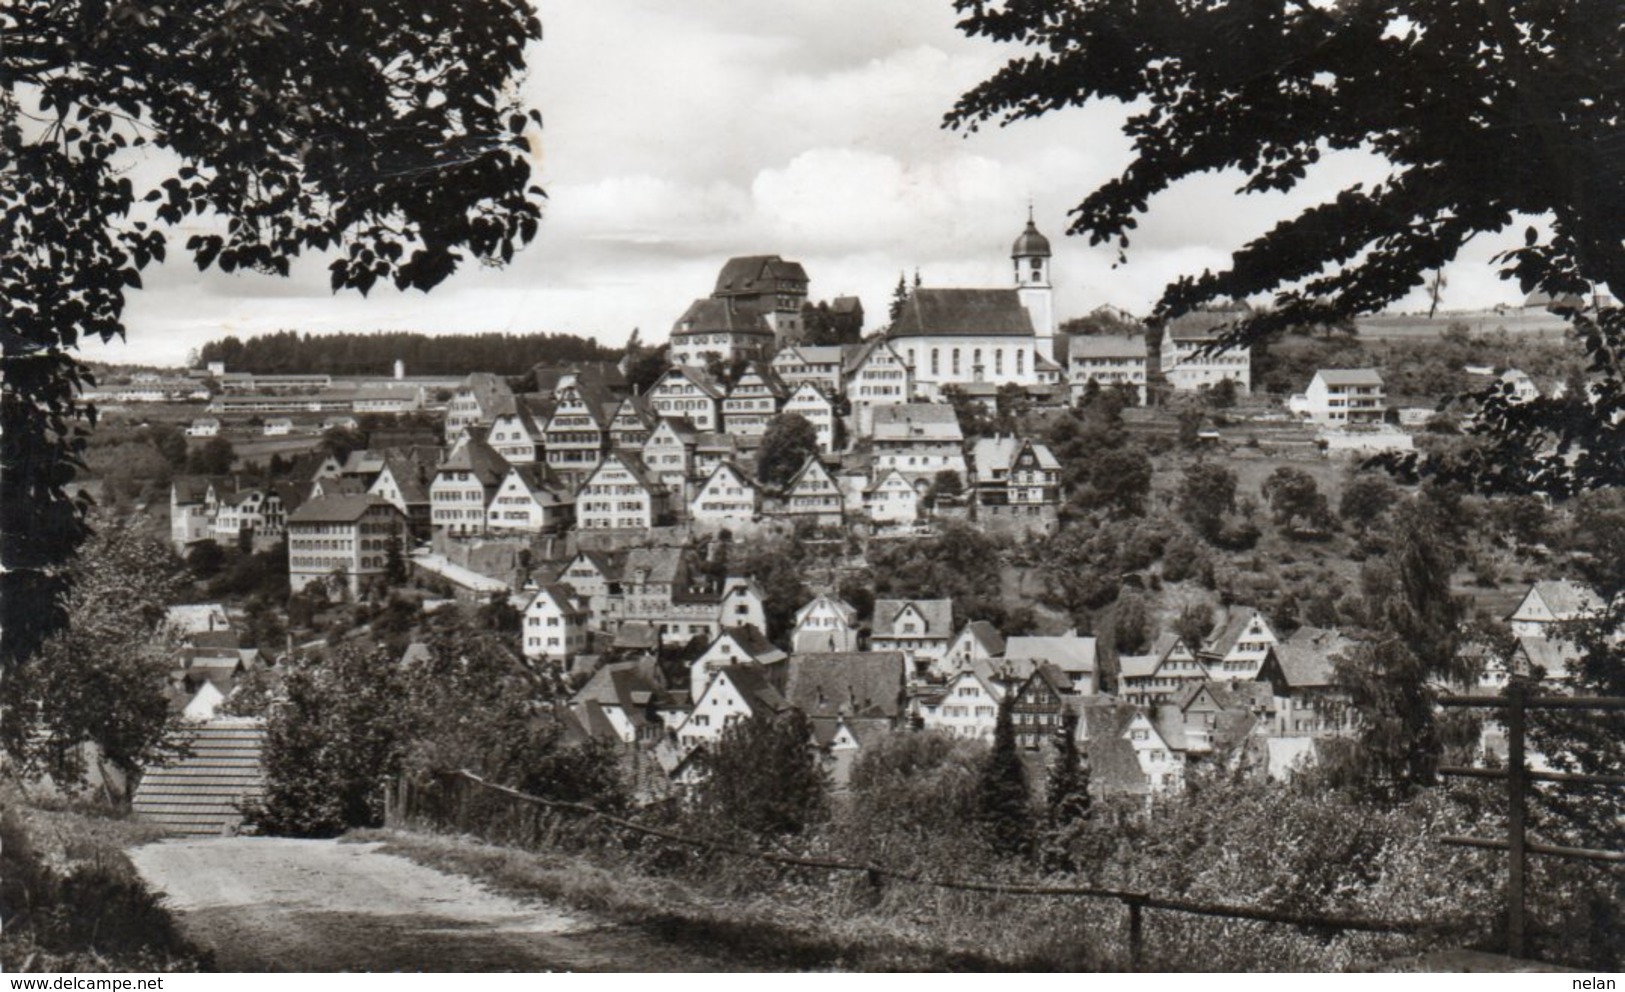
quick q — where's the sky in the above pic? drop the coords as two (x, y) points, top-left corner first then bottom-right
(97, 0), (1527, 368)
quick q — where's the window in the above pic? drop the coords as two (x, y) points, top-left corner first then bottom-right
(952, 349), (961, 376)
(931, 349), (940, 376)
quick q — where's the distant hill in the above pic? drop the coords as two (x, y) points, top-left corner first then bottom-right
(1354, 308), (1571, 341)
(197, 330), (619, 377)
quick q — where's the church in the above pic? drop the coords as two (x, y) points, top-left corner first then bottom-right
(886, 214), (1064, 399)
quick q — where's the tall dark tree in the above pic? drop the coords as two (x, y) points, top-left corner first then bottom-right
(948, 0), (1624, 496)
(1261, 466), (1336, 536)
(1177, 462), (1238, 542)
(3, 0), (545, 666)
(1317, 500), (1472, 801)
(887, 271), (910, 326)
(976, 695), (1032, 858)
(756, 413), (820, 491)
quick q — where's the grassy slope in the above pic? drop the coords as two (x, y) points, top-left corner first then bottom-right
(0, 789), (210, 973)
(356, 829), (1111, 972)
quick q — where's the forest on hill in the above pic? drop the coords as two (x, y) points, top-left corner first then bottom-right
(197, 330), (621, 377)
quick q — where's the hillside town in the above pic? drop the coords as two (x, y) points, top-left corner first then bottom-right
(106, 216), (1614, 831)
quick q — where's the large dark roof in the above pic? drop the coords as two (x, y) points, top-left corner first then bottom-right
(288, 493), (392, 525)
(888, 289), (1035, 338)
(785, 652), (907, 720)
(438, 430), (511, 488)
(1012, 217), (1051, 258)
(673, 298), (773, 338)
(713, 255), (809, 297)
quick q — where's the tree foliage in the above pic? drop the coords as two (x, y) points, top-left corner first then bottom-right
(1177, 462), (1237, 542)
(976, 696), (1032, 858)
(1261, 466), (1336, 536)
(0, 518), (188, 785)
(199, 330), (614, 376)
(756, 413), (821, 491)
(949, 0), (1624, 496)
(2, 0), (545, 665)
(693, 709), (828, 838)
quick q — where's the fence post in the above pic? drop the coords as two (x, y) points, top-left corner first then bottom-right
(1126, 898), (1144, 971)
(1506, 680), (1528, 959)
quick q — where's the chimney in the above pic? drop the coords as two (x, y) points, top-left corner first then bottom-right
(394, 359), (405, 380)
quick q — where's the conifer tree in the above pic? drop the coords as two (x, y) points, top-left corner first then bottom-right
(976, 695), (1033, 858)
(888, 271), (910, 326)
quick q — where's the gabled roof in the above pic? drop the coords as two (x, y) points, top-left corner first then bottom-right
(550, 377), (616, 429)
(648, 416), (700, 446)
(438, 430), (511, 488)
(489, 395), (543, 435)
(700, 460), (757, 493)
(1022, 662), (1075, 698)
(621, 546), (688, 586)
(864, 467), (915, 495)
(726, 363), (789, 400)
(795, 594), (858, 628)
(843, 337), (905, 374)
(564, 548), (621, 582)
(527, 584), (586, 617)
(288, 493), (393, 525)
(1075, 700), (1151, 795)
(1004, 634), (1098, 675)
(503, 463), (568, 503)
(888, 288), (1035, 338)
(610, 395), (657, 429)
(457, 372), (515, 414)
(712, 255), (808, 296)
(830, 296), (863, 316)
(777, 344), (846, 366)
(340, 449), (388, 477)
(784, 652), (907, 720)
(1268, 628), (1356, 688)
(653, 365), (725, 401)
(711, 625), (789, 665)
(971, 436), (1060, 474)
(953, 620), (1006, 659)
(872, 598), (954, 639)
(585, 450), (664, 494)
(672, 298), (773, 338)
(1203, 607), (1272, 656)
(784, 381), (833, 406)
(376, 454), (431, 504)
(871, 404), (964, 442)
(1314, 368), (1384, 387)
(785, 455), (838, 493)
(1514, 580), (1606, 621)
(1514, 635), (1582, 680)
(713, 665), (793, 717)
(1068, 334), (1145, 359)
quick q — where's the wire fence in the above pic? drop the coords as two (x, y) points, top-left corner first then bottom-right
(388, 767), (1482, 970)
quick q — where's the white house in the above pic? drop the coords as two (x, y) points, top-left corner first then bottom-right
(689, 626), (788, 701)
(919, 669), (1004, 742)
(870, 598), (953, 664)
(1160, 308), (1251, 394)
(443, 372), (515, 444)
(1068, 334), (1148, 404)
(522, 584), (589, 663)
(486, 398), (545, 465)
(186, 418), (221, 438)
(286, 494), (407, 596)
(543, 376), (614, 476)
(863, 468), (919, 525)
(1296, 369), (1385, 426)
(778, 456), (843, 527)
(1507, 580), (1606, 639)
(262, 417), (294, 436)
(871, 404), (968, 487)
(1121, 710), (1185, 794)
(646, 366), (724, 432)
(720, 363), (787, 444)
(931, 620), (1006, 681)
(1199, 607), (1280, 680)
(429, 429), (510, 536)
(486, 464), (570, 534)
(783, 382), (837, 453)
(575, 451), (668, 531)
(677, 666), (792, 751)
(791, 594), (861, 654)
(689, 461), (760, 529)
(1118, 633), (1210, 705)
(844, 339), (913, 437)
(771, 344), (846, 398)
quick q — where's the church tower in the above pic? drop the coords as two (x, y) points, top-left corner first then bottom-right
(1012, 208), (1055, 362)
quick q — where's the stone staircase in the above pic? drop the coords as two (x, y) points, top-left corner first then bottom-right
(133, 718), (266, 836)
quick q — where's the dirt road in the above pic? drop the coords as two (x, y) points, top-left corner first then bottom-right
(129, 837), (740, 972)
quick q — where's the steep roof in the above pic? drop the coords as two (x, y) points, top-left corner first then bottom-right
(1204, 607), (1271, 657)
(1514, 636), (1582, 681)
(971, 436), (1061, 474)
(888, 288), (1035, 338)
(727, 362), (789, 399)
(1270, 628), (1356, 688)
(716, 625), (789, 665)
(872, 598), (954, 639)
(785, 652), (907, 720)
(438, 430), (511, 488)
(672, 298), (773, 338)
(377, 454), (431, 504)
(715, 665), (793, 717)
(959, 620), (1006, 657)
(871, 403), (964, 442)
(1164, 303), (1252, 342)
(1519, 580), (1606, 620)
(458, 372), (514, 414)
(713, 255), (808, 296)
(1075, 701), (1150, 796)
(621, 546), (688, 586)
(654, 365), (725, 400)
(795, 594), (859, 628)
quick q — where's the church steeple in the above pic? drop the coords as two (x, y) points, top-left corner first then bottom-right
(1013, 210), (1055, 359)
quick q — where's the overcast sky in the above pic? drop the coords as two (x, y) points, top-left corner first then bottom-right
(99, 0), (1524, 368)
